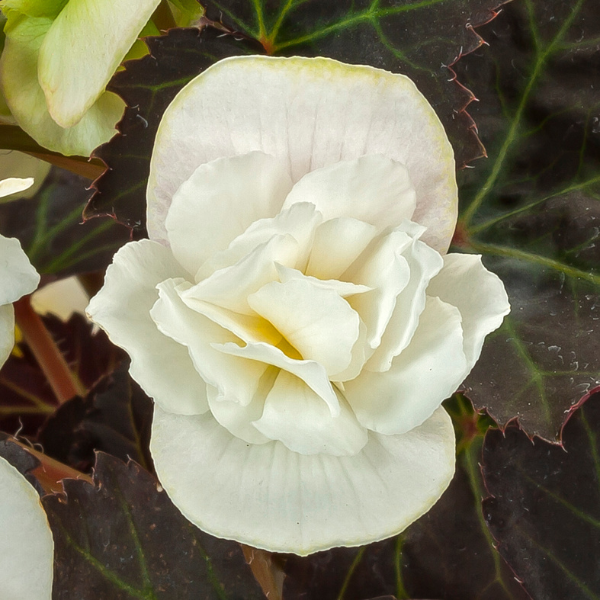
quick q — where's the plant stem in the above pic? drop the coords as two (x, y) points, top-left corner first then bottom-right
(240, 545), (284, 600)
(7, 438), (93, 494)
(14, 296), (85, 404)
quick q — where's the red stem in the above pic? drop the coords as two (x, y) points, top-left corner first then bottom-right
(13, 296), (84, 404)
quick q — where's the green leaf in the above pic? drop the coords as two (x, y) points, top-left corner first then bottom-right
(202, 0), (508, 167)
(283, 396), (528, 600)
(0, 167), (131, 277)
(43, 452), (266, 599)
(482, 392), (600, 599)
(86, 26), (260, 229)
(454, 0), (600, 440)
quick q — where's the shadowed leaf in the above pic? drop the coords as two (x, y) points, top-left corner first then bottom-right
(482, 392), (600, 599)
(44, 453), (266, 600)
(0, 167), (130, 277)
(453, 0), (600, 440)
(39, 364), (153, 474)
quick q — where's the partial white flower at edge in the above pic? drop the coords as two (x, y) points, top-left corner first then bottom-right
(0, 456), (54, 599)
(0, 178), (40, 368)
(87, 56), (511, 555)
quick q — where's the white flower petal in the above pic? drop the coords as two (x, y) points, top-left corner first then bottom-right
(38, 0), (160, 128)
(150, 404), (455, 555)
(366, 223), (444, 372)
(0, 304), (16, 368)
(86, 240), (208, 415)
(147, 56), (457, 251)
(282, 155), (415, 229)
(151, 278), (268, 408)
(0, 177), (34, 198)
(215, 341), (339, 416)
(0, 235), (40, 306)
(0, 456), (53, 600)
(344, 230), (412, 351)
(276, 264), (371, 297)
(254, 370), (368, 456)
(0, 151), (51, 201)
(426, 254), (511, 367)
(344, 296), (467, 435)
(248, 278), (360, 378)
(0, 16), (124, 156)
(184, 234), (299, 316)
(207, 383), (271, 445)
(166, 152), (294, 275)
(31, 276), (89, 321)
(196, 202), (321, 280)
(306, 217), (378, 281)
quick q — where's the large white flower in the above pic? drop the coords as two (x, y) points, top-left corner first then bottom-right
(0, 455), (54, 599)
(87, 56), (510, 555)
(1, 178), (40, 368)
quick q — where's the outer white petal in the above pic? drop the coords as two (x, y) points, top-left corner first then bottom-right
(151, 404), (455, 555)
(0, 456), (54, 600)
(426, 253), (511, 367)
(147, 56), (457, 251)
(344, 296), (467, 435)
(306, 217), (378, 281)
(0, 16), (124, 156)
(366, 222), (444, 372)
(86, 240), (208, 415)
(0, 235), (40, 305)
(248, 278), (360, 378)
(253, 370), (368, 456)
(38, 0), (160, 128)
(151, 278), (268, 408)
(166, 153), (293, 275)
(282, 155), (415, 229)
(0, 177), (34, 198)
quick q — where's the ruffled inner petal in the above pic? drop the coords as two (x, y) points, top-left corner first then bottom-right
(366, 222), (444, 372)
(214, 341), (339, 416)
(247, 278), (361, 378)
(86, 240), (208, 415)
(426, 253), (511, 367)
(282, 155), (416, 229)
(151, 278), (267, 408)
(150, 404), (455, 555)
(253, 370), (368, 456)
(184, 234), (299, 316)
(196, 201), (321, 280)
(305, 217), (378, 281)
(343, 229), (413, 351)
(166, 152), (294, 275)
(344, 296), (467, 435)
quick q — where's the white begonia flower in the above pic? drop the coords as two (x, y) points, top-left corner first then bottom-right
(87, 56), (510, 555)
(1, 176), (40, 368)
(0, 151), (51, 203)
(0, 456), (54, 599)
(0, 0), (161, 156)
